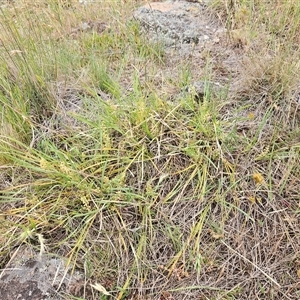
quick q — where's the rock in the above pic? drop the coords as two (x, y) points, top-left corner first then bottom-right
(0, 245), (85, 300)
(133, 0), (224, 49)
(186, 80), (223, 99)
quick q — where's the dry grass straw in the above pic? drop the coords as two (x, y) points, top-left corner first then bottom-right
(0, 0), (299, 299)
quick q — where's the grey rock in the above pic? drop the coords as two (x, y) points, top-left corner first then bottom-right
(0, 245), (85, 300)
(182, 80), (223, 101)
(133, 0), (220, 48)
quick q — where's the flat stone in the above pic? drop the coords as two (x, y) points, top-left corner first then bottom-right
(181, 80), (224, 101)
(0, 245), (85, 300)
(133, 0), (224, 49)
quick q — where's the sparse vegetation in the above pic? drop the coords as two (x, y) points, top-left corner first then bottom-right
(0, 0), (299, 299)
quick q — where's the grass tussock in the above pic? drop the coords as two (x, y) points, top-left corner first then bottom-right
(0, 0), (299, 299)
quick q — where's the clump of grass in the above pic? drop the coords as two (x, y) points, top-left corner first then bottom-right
(212, 1), (300, 99)
(0, 0), (300, 299)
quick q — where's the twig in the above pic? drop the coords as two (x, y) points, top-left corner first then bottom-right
(220, 240), (281, 288)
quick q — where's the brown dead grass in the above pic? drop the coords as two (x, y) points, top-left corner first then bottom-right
(0, 0), (299, 299)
